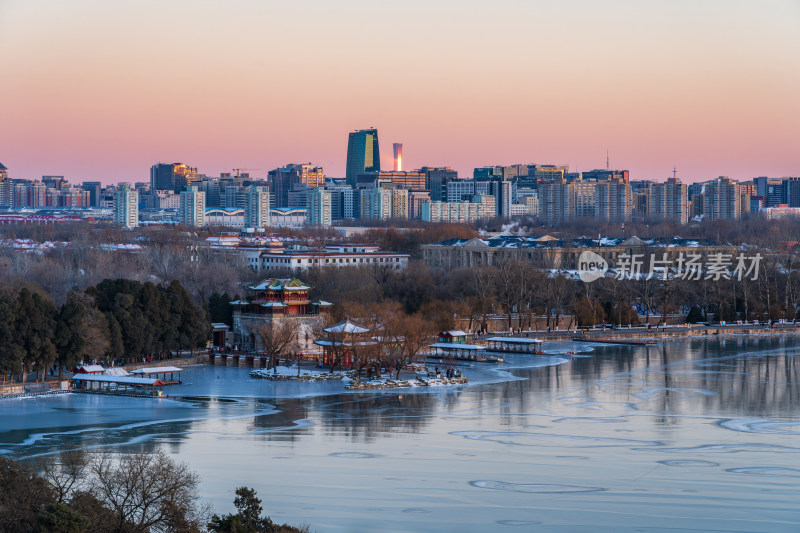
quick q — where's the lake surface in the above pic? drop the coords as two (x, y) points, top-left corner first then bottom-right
(2, 336), (800, 532)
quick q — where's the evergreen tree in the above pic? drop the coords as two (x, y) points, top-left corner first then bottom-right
(0, 292), (25, 379)
(54, 299), (86, 379)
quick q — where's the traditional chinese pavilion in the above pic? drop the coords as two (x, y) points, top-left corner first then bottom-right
(229, 278), (333, 317)
(230, 278), (332, 352)
(314, 318), (374, 369)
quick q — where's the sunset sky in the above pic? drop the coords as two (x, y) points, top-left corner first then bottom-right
(1, 0), (798, 184)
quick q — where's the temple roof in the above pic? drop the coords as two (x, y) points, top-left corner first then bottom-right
(249, 277), (310, 291)
(323, 319), (369, 334)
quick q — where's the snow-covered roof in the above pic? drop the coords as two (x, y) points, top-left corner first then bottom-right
(260, 302), (286, 308)
(486, 337), (543, 344)
(314, 300), (334, 306)
(130, 366), (182, 375)
(323, 319), (370, 334)
(74, 364), (105, 373)
(70, 375), (163, 385)
(441, 330), (468, 337)
(103, 368), (129, 377)
(429, 342), (486, 350)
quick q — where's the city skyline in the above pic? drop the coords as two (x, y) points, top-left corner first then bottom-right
(1, 1), (798, 183)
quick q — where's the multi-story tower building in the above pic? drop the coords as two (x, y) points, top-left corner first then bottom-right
(408, 190), (431, 219)
(0, 163), (7, 180)
(582, 169), (630, 184)
(361, 186), (392, 220)
(754, 176), (787, 207)
(538, 178), (574, 226)
(422, 167), (458, 202)
(179, 185), (205, 227)
(246, 186), (271, 228)
(703, 177), (741, 220)
(113, 183), (139, 229)
(649, 177), (688, 224)
(81, 181), (103, 207)
(390, 188), (409, 219)
(268, 164), (324, 207)
(308, 187), (332, 226)
(595, 178), (632, 223)
(393, 143), (403, 171)
(150, 163), (197, 193)
(0, 177), (12, 208)
(572, 180), (597, 218)
(346, 129), (380, 186)
(446, 180), (475, 203)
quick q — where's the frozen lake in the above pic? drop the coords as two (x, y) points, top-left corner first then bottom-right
(2, 336), (800, 532)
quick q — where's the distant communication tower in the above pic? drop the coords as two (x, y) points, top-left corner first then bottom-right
(393, 143), (403, 172)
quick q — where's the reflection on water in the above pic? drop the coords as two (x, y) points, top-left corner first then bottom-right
(2, 335), (800, 532)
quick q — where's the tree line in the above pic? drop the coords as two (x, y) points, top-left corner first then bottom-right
(0, 279), (210, 384)
(0, 449), (306, 532)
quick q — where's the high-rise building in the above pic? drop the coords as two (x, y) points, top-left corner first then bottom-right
(703, 177), (741, 220)
(151, 163), (197, 193)
(81, 181), (103, 207)
(357, 171), (426, 190)
(390, 188), (409, 219)
(539, 178), (574, 226)
(572, 180), (597, 218)
(346, 129), (380, 186)
(446, 180), (475, 203)
(393, 143), (403, 171)
(308, 187), (332, 226)
(246, 186), (271, 228)
(179, 185), (205, 227)
(268, 164), (324, 208)
(421, 167), (459, 202)
(113, 184), (139, 228)
(0, 163), (7, 181)
(595, 178), (632, 223)
(361, 186), (392, 220)
(649, 177), (688, 224)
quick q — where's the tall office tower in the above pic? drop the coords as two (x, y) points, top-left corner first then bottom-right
(649, 177), (688, 224)
(308, 187), (332, 226)
(595, 178), (632, 223)
(446, 180), (475, 203)
(421, 167), (458, 201)
(150, 163), (198, 193)
(81, 181), (103, 207)
(0, 163), (7, 180)
(488, 179), (513, 217)
(703, 177), (741, 221)
(246, 186), (271, 228)
(42, 176), (65, 190)
(268, 164), (324, 208)
(358, 171), (426, 190)
(783, 177), (800, 207)
(393, 143), (403, 171)
(113, 184), (139, 228)
(179, 185), (206, 227)
(527, 164), (568, 182)
(572, 180), (598, 218)
(539, 178), (574, 226)
(0, 177), (12, 208)
(346, 129), (380, 186)
(754, 176), (787, 207)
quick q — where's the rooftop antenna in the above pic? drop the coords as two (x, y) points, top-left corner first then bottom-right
(606, 149), (610, 171)
(673, 165), (677, 180)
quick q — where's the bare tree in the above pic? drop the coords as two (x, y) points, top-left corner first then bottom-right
(254, 319), (300, 370)
(87, 450), (204, 533)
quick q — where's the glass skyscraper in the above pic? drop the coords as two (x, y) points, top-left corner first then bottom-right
(346, 129), (380, 186)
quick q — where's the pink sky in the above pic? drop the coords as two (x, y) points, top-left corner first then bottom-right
(1, 0), (798, 185)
